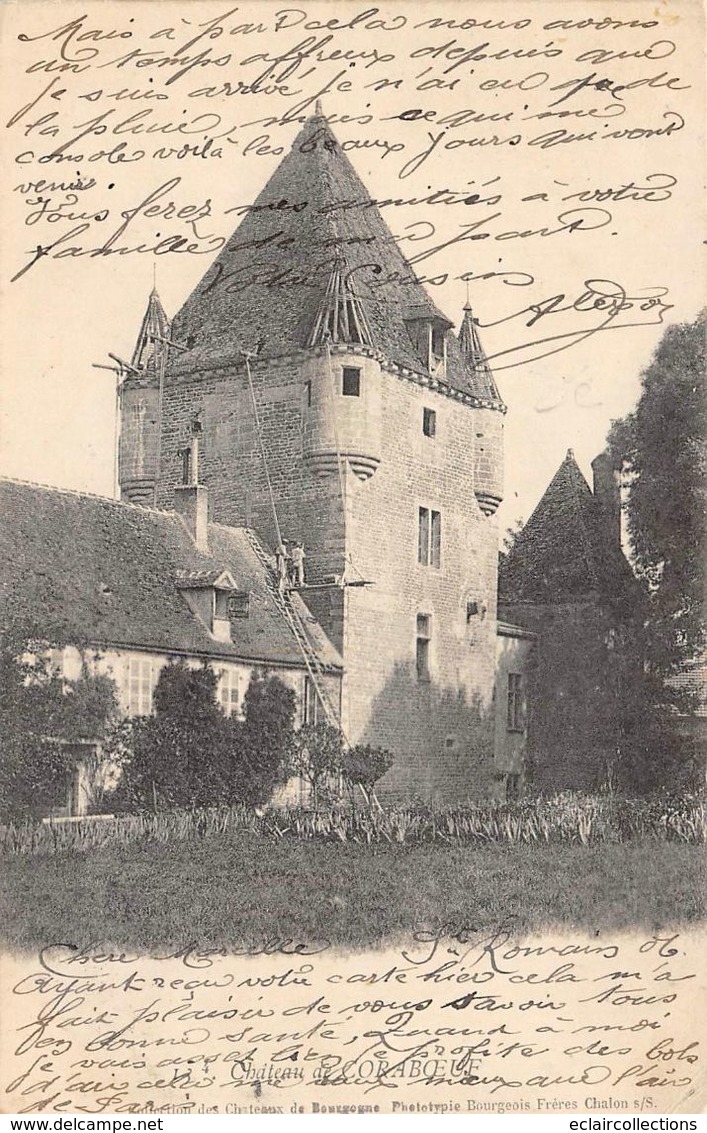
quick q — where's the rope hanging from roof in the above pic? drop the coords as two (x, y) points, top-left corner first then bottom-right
(242, 351), (284, 550)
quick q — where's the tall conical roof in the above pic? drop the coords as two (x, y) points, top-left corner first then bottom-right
(498, 449), (635, 605)
(131, 288), (170, 372)
(458, 304), (503, 404)
(167, 112), (502, 404)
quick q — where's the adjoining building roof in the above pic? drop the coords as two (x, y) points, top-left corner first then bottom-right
(498, 449), (637, 606)
(0, 478), (342, 670)
(166, 110), (503, 406)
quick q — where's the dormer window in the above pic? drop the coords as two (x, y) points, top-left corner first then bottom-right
(174, 568), (247, 644)
(404, 311), (451, 377)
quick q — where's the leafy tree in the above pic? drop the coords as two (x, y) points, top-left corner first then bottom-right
(608, 311), (706, 674)
(289, 723), (343, 808)
(0, 630), (124, 821)
(341, 744), (393, 803)
(605, 312), (706, 790)
(501, 517), (525, 556)
(122, 661), (231, 810)
(235, 670), (296, 807)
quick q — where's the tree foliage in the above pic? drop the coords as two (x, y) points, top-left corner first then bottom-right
(121, 661), (231, 810)
(608, 311), (706, 673)
(235, 669), (296, 807)
(120, 664), (296, 811)
(0, 630), (123, 821)
(289, 723), (343, 808)
(341, 744), (393, 796)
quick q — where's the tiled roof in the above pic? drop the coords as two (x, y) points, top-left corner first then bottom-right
(174, 569), (232, 588)
(498, 450), (637, 605)
(166, 111), (503, 405)
(0, 479), (342, 671)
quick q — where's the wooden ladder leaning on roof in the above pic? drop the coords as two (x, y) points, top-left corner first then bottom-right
(244, 529), (342, 733)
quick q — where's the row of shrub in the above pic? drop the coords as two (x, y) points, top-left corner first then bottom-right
(1, 793), (704, 857)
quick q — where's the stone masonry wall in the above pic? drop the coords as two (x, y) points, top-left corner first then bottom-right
(156, 349), (503, 804)
(498, 600), (620, 792)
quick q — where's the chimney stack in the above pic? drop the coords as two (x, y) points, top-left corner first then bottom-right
(174, 418), (208, 551)
(591, 450), (621, 545)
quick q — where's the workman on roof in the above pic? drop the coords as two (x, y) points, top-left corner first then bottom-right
(290, 541), (305, 587)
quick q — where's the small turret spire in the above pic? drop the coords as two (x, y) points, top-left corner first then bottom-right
(458, 305), (503, 406)
(131, 287), (170, 372)
(314, 98), (323, 115)
(308, 255), (373, 347)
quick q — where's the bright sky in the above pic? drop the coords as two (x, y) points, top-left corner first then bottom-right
(0, 0), (703, 534)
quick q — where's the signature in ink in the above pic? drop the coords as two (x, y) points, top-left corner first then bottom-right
(478, 279), (673, 371)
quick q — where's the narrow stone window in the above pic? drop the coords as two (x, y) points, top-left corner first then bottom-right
(431, 509), (441, 568)
(303, 674), (319, 724)
(423, 407), (436, 437)
(416, 613), (431, 681)
(342, 367), (361, 397)
(418, 507), (441, 568)
(305, 379), (312, 407)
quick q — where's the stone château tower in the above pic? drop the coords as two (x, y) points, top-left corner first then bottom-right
(119, 288), (169, 505)
(119, 108), (506, 803)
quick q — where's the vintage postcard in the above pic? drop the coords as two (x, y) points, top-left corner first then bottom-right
(0, 0), (704, 1117)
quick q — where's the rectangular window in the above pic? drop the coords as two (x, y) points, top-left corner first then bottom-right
(418, 507), (430, 565)
(422, 407), (436, 437)
(430, 510), (441, 568)
(305, 379), (312, 407)
(416, 613), (431, 681)
(126, 656), (156, 716)
(219, 668), (241, 717)
(303, 675), (319, 725)
(214, 589), (230, 620)
(431, 326), (446, 359)
(507, 673), (525, 732)
(418, 507), (441, 568)
(342, 367), (361, 397)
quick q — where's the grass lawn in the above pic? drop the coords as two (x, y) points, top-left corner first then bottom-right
(1, 833), (703, 954)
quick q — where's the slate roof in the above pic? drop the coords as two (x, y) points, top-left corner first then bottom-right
(498, 450), (637, 606)
(166, 110), (503, 406)
(0, 479), (342, 671)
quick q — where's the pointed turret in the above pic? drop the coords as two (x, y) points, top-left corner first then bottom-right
(458, 304), (503, 405)
(131, 287), (170, 372)
(119, 288), (169, 505)
(498, 449), (635, 604)
(459, 304), (505, 517)
(307, 256), (373, 347)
